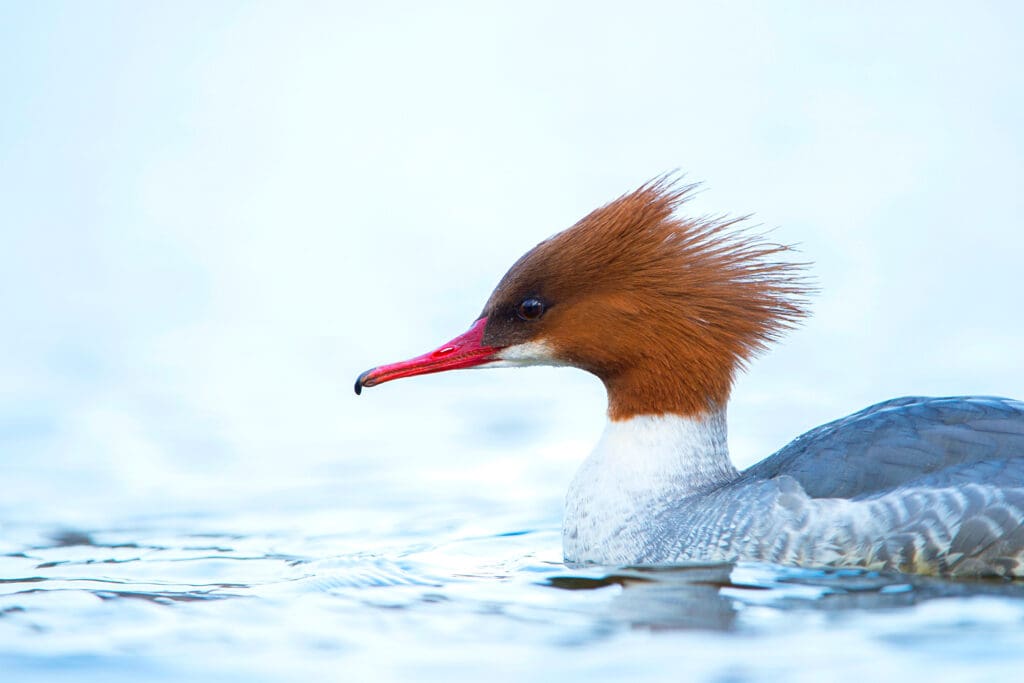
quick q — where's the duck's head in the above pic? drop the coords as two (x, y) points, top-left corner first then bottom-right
(355, 177), (809, 420)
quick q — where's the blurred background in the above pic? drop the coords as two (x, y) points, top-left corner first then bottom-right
(2, 1), (1022, 522)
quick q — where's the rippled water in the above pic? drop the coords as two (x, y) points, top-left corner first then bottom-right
(5, 432), (1024, 683)
(2, 378), (1023, 682)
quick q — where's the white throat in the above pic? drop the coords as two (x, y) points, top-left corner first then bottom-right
(562, 410), (738, 565)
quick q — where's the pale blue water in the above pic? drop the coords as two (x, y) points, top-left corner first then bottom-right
(4, 425), (1024, 683)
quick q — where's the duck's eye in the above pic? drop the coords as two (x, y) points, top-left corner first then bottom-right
(516, 297), (546, 321)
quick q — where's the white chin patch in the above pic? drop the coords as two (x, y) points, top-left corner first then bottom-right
(487, 340), (566, 368)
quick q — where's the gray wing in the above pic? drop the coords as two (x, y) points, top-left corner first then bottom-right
(742, 396), (1024, 498)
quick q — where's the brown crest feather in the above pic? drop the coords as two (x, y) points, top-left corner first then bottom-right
(482, 176), (812, 420)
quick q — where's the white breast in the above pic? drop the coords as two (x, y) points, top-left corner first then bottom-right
(562, 411), (739, 565)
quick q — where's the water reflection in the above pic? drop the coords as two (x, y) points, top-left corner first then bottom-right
(548, 564), (742, 631)
(545, 562), (1024, 633)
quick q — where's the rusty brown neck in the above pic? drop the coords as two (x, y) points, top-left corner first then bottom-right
(602, 359), (733, 422)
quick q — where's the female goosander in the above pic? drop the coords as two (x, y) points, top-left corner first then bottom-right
(355, 178), (1024, 577)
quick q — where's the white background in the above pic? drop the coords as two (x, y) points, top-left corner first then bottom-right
(2, 2), (1022, 515)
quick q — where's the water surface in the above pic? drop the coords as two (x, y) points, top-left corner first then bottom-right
(4, 435), (1024, 682)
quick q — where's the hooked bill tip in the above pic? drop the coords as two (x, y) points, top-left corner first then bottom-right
(354, 368), (375, 395)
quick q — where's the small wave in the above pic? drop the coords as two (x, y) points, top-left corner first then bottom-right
(288, 555), (444, 592)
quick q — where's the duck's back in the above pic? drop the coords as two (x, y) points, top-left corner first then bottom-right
(744, 396), (1024, 496)
(649, 397), (1024, 576)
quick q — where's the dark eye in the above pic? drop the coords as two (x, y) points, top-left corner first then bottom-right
(516, 297), (546, 321)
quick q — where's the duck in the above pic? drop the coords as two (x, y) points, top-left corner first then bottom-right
(355, 178), (1024, 577)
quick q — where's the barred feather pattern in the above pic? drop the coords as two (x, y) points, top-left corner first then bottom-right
(649, 473), (1024, 577)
